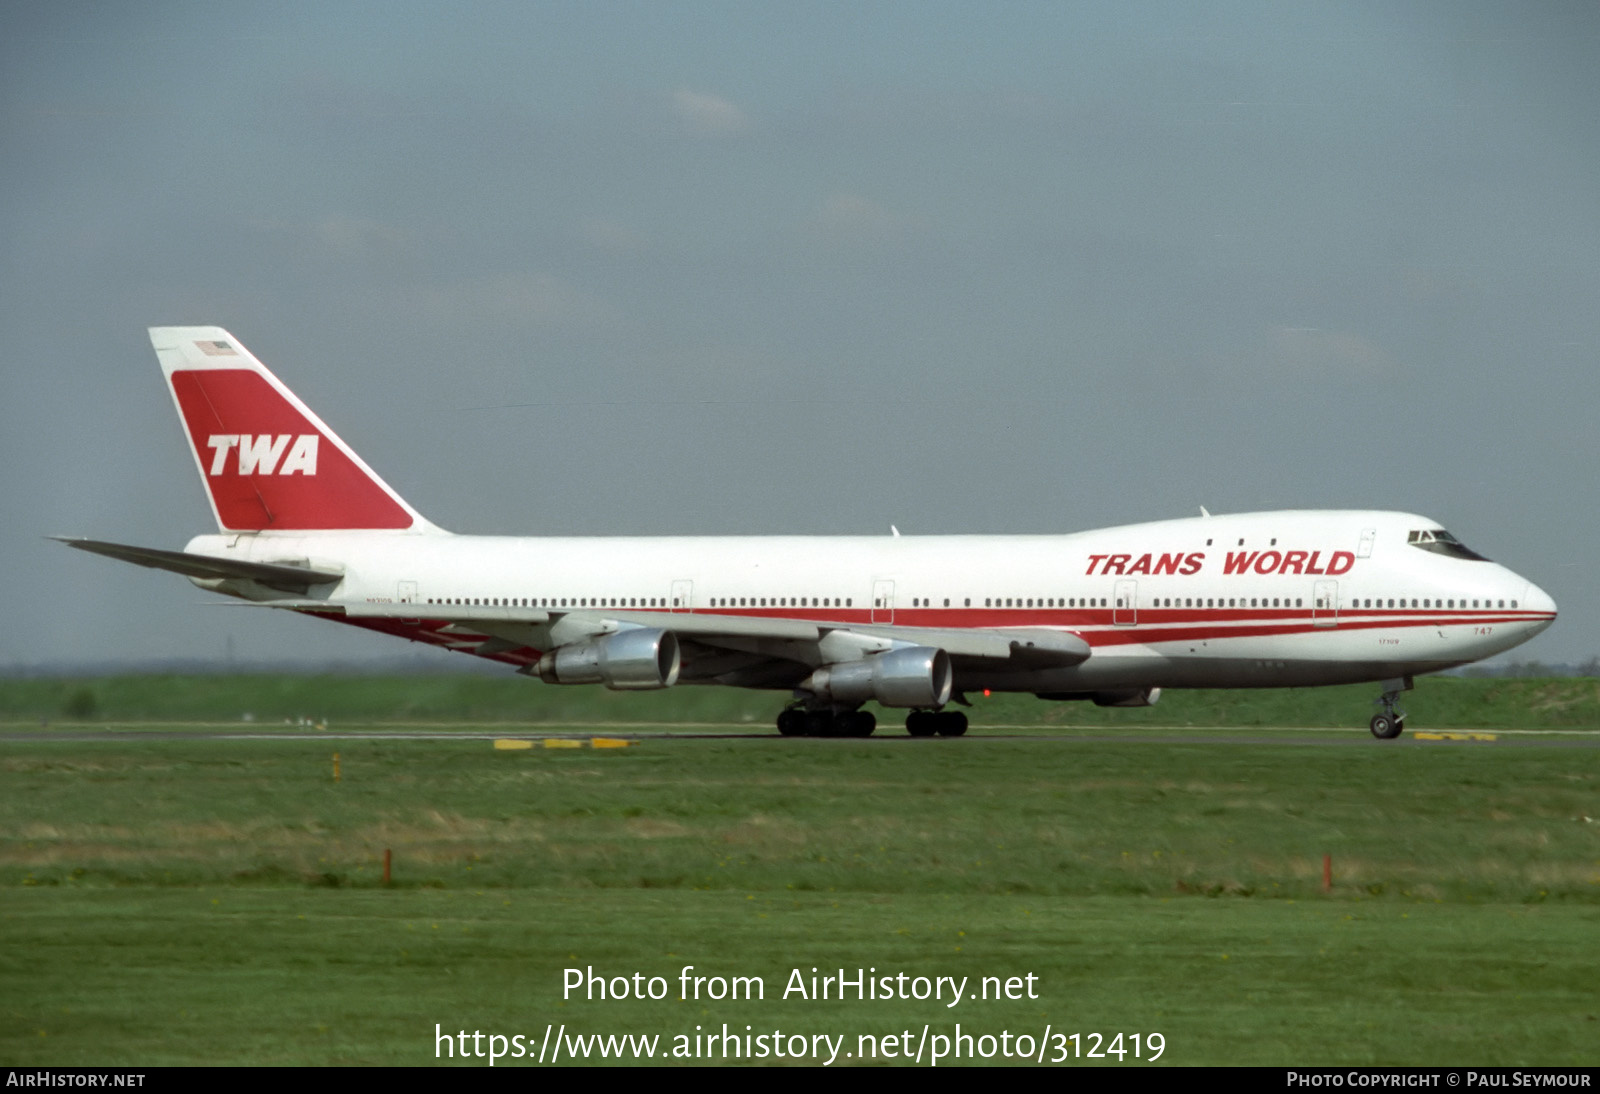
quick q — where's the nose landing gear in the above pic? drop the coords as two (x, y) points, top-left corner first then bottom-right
(1369, 710), (1404, 739)
(1369, 676), (1413, 740)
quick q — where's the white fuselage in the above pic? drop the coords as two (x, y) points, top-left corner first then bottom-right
(187, 508), (1556, 694)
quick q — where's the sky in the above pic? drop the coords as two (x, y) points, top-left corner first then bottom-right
(2, 0), (1596, 670)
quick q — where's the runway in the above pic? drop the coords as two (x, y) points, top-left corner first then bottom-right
(5, 724), (1599, 746)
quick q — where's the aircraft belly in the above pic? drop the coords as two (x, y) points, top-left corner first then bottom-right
(956, 656), (1465, 692)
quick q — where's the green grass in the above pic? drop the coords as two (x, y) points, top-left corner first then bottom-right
(2, 731), (1597, 1065)
(8, 672), (1600, 728)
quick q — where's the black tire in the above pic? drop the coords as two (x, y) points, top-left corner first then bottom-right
(936, 711), (969, 737)
(846, 711), (876, 737)
(906, 711), (937, 737)
(806, 711), (836, 738)
(1370, 713), (1402, 740)
(776, 709), (805, 737)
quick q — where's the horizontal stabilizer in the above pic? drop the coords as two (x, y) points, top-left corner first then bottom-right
(54, 537), (344, 594)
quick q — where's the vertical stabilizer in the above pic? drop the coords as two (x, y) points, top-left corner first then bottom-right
(151, 326), (441, 533)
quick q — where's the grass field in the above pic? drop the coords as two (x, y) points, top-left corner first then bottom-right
(3, 687), (1598, 1066)
(7, 671), (1600, 729)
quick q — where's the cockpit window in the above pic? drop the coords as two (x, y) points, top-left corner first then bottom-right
(1407, 528), (1490, 562)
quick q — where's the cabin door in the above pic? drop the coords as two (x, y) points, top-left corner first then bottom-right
(1114, 580), (1138, 626)
(1313, 580), (1339, 628)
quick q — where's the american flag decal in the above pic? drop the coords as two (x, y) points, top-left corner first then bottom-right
(197, 340), (237, 356)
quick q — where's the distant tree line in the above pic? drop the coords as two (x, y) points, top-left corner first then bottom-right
(1458, 657), (1600, 678)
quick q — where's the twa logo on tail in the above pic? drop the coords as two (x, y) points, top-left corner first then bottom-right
(206, 434), (320, 476)
(151, 326), (436, 534)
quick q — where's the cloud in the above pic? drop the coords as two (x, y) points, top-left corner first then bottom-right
(812, 192), (904, 243)
(1267, 326), (1395, 375)
(671, 88), (749, 134)
(314, 215), (409, 259)
(580, 216), (645, 252)
(419, 273), (618, 328)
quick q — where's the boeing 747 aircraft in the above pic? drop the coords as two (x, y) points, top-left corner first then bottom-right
(61, 327), (1557, 739)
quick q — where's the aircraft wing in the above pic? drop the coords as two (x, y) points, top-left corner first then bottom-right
(244, 598), (1090, 669)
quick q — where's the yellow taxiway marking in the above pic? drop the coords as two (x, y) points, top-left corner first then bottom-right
(494, 737), (637, 750)
(1414, 731), (1498, 742)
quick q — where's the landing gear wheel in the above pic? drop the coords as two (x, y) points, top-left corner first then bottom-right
(1368, 676), (1413, 741)
(776, 709), (806, 737)
(1369, 713), (1403, 740)
(806, 711), (837, 738)
(838, 711), (876, 737)
(906, 711), (937, 737)
(935, 711), (968, 737)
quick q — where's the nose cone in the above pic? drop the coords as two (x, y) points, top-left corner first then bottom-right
(1522, 581), (1557, 636)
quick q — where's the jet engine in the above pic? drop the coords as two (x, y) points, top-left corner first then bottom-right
(801, 646), (953, 708)
(536, 628), (680, 690)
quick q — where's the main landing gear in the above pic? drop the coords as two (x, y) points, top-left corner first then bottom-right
(906, 710), (967, 737)
(775, 707), (969, 737)
(776, 708), (876, 738)
(1369, 676), (1413, 740)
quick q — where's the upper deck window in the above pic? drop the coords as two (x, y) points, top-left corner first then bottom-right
(1407, 528), (1489, 562)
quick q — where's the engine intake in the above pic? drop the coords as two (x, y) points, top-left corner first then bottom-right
(537, 628), (680, 690)
(801, 646), (953, 708)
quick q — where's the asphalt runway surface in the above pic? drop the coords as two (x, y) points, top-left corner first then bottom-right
(5, 725), (1600, 747)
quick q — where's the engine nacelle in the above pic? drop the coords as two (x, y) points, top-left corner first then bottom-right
(1036, 687), (1162, 708)
(801, 646), (953, 708)
(536, 628), (680, 690)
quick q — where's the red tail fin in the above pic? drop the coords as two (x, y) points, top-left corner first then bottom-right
(152, 327), (438, 533)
